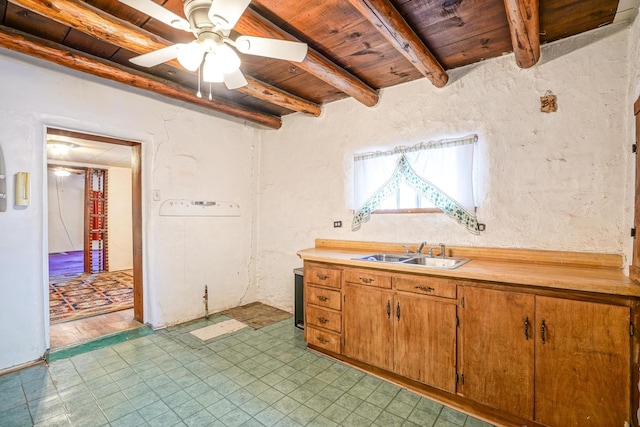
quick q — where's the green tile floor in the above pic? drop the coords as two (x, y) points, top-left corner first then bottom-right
(0, 315), (495, 427)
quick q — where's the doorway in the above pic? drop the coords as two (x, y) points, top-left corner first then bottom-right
(46, 128), (143, 348)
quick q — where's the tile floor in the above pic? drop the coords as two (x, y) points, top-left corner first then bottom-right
(0, 315), (495, 427)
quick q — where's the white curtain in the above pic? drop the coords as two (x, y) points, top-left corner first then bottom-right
(352, 134), (479, 233)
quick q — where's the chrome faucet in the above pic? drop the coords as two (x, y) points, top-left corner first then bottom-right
(426, 243), (447, 258)
(417, 242), (427, 254)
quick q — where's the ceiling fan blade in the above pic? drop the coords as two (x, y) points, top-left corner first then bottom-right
(119, 0), (190, 30)
(208, 0), (251, 30)
(234, 36), (308, 62)
(224, 69), (248, 89)
(130, 44), (182, 67)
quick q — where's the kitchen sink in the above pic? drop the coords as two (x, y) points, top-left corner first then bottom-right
(401, 256), (470, 269)
(355, 253), (413, 263)
(355, 253), (470, 269)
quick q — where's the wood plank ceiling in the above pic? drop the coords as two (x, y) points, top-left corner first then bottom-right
(0, 0), (621, 129)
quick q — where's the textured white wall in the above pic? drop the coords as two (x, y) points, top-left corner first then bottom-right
(108, 166), (133, 272)
(47, 171), (84, 253)
(257, 25), (635, 312)
(0, 51), (258, 371)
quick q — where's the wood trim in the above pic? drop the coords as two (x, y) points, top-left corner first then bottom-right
(313, 239), (623, 269)
(308, 345), (547, 427)
(503, 0), (540, 68)
(634, 96), (640, 116)
(0, 26), (281, 129)
(5, 0), (320, 118)
(48, 129), (138, 147)
(131, 144), (143, 322)
(345, 0), (449, 88)
(373, 208), (443, 214)
(237, 8), (379, 107)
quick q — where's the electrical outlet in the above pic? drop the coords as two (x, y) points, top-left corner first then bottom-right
(153, 190), (161, 201)
(333, 221), (342, 228)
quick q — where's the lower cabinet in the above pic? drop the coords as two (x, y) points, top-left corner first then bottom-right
(343, 271), (457, 393)
(343, 281), (393, 370)
(305, 261), (635, 427)
(394, 292), (457, 393)
(457, 286), (535, 419)
(534, 296), (630, 427)
(458, 286), (631, 426)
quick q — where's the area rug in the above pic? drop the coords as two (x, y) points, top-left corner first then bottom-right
(222, 302), (292, 329)
(189, 319), (248, 341)
(49, 270), (133, 323)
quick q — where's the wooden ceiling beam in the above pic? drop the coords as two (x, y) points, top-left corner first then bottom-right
(0, 26), (281, 129)
(236, 9), (379, 107)
(503, 0), (540, 68)
(6, 0), (321, 116)
(345, 0), (448, 88)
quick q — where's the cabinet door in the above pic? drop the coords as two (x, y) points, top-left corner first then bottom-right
(394, 293), (457, 392)
(535, 297), (631, 427)
(343, 283), (393, 370)
(458, 286), (534, 420)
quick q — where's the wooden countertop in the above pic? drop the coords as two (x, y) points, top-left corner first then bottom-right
(297, 243), (640, 298)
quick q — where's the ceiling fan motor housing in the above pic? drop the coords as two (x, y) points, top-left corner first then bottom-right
(184, 0), (217, 31)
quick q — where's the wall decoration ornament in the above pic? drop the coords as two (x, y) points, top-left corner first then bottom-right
(540, 91), (557, 113)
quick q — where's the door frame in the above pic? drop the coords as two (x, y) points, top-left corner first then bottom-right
(46, 128), (144, 322)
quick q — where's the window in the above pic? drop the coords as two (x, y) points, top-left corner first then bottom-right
(352, 134), (479, 233)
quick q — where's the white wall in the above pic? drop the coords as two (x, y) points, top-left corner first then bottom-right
(47, 171), (84, 253)
(0, 51), (259, 371)
(257, 25), (636, 312)
(108, 166), (133, 272)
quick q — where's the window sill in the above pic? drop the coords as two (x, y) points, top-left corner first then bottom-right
(373, 208), (443, 214)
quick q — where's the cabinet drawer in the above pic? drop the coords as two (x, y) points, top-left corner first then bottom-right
(306, 326), (341, 353)
(307, 286), (341, 310)
(305, 264), (342, 289)
(394, 274), (457, 299)
(306, 305), (341, 333)
(344, 269), (392, 289)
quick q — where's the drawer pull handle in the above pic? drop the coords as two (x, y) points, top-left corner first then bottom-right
(318, 317), (329, 324)
(317, 296), (329, 302)
(541, 318), (547, 344)
(415, 285), (435, 292)
(317, 274), (330, 280)
(524, 316), (530, 340)
(318, 338), (329, 344)
(360, 277), (374, 284)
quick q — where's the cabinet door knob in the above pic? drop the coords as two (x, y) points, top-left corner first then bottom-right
(541, 318), (546, 344)
(317, 274), (329, 280)
(317, 296), (329, 302)
(318, 317), (329, 324)
(415, 285), (435, 292)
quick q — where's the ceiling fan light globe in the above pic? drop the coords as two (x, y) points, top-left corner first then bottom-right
(203, 53), (225, 83)
(177, 41), (205, 71)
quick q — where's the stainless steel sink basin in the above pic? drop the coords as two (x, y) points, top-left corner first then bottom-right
(355, 253), (412, 263)
(354, 253), (469, 269)
(401, 256), (470, 269)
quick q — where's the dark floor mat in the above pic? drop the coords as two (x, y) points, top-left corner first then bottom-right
(222, 302), (292, 329)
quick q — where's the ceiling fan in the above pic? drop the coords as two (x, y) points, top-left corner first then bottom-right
(119, 0), (308, 90)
